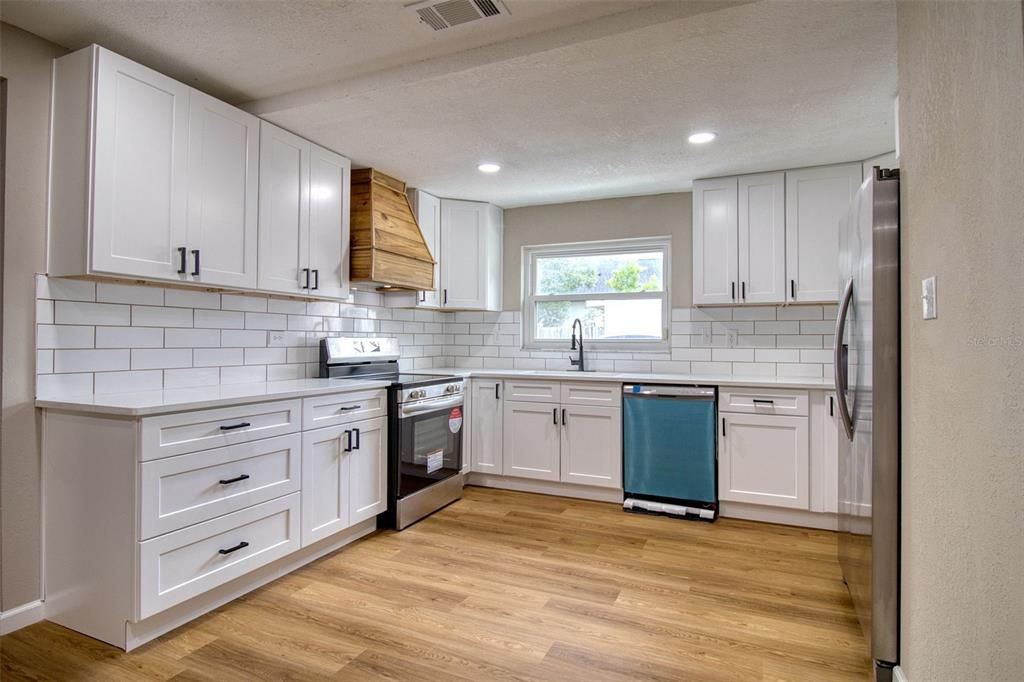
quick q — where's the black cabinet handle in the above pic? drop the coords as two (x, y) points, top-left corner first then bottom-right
(752, 399), (775, 405)
(731, 281), (736, 300)
(353, 427), (361, 450)
(741, 281), (746, 300)
(302, 268), (310, 289)
(219, 422), (251, 431)
(218, 474), (250, 485)
(191, 249), (200, 277)
(561, 408), (566, 426)
(338, 405), (362, 412)
(218, 541), (249, 555)
(829, 395), (835, 417)
(791, 279), (796, 299)
(177, 247), (187, 274)
(420, 291), (426, 303)
(552, 408), (557, 425)
(344, 429), (352, 452)
(722, 417), (726, 437)
(494, 383), (500, 400)
(443, 289), (448, 305)
(312, 269), (319, 290)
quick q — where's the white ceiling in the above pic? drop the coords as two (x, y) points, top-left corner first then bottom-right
(3, 0), (897, 208)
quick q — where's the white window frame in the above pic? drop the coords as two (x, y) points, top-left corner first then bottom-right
(521, 236), (671, 351)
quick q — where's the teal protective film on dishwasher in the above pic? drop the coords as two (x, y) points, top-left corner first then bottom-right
(623, 393), (716, 504)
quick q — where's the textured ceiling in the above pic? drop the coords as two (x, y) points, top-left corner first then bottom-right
(3, 0), (897, 208)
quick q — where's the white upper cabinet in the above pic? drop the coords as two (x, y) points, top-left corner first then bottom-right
(387, 189), (441, 310)
(439, 198), (503, 311)
(185, 90), (260, 289)
(785, 163), (862, 303)
(692, 177), (739, 305)
(257, 122), (310, 295)
(738, 172), (786, 304)
(83, 47), (191, 280)
(308, 145), (351, 300)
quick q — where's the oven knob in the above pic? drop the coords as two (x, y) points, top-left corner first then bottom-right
(445, 384), (457, 394)
(411, 389), (424, 399)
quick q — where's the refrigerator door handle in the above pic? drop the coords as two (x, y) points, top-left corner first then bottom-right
(833, 277), (855, 440)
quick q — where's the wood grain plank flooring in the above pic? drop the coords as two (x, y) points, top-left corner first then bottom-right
(0, 487), (870, 680)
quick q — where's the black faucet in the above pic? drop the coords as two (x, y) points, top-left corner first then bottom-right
(570, 318), (585, 372)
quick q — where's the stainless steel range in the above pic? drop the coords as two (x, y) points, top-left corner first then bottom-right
(319, 337), (464, 530)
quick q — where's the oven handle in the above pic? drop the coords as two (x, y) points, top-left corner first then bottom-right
(399, 394), (464, 418)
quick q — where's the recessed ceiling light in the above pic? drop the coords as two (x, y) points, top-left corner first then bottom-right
(688, 132), (717, 144)
(477, 163), (501, 173)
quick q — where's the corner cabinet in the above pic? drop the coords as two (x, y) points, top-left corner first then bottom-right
(257, 121), (351, 299)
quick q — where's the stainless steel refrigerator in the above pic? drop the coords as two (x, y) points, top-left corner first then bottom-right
(834, 166), (900, 681)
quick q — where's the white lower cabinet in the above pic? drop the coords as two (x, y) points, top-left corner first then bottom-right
(496, 382), (622, 489)
(502, 401), (561, 481)
(719, 412), (810, 509)
(560, 405), (622, 489)
(301, 416), (387, 546)
(470, 379), (503, 474)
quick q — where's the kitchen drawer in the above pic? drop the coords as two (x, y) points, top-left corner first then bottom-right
(138, 433), (301, 539)
(718, 387), (809, 417)
(140, 399), (302, 460)
(504, 379), (560, 404)
(137, 493), (300, 619)
(560, 382), (621, 407)
(302, 389), (386, 430)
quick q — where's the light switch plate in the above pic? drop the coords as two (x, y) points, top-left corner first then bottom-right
(727, 329), (738, 348)
(922, 276), (937, 319)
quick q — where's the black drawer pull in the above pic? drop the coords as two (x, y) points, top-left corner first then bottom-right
(218, 541), (249, 555)
(219, 422), (251, 431)
(752, 399), (775, 405)
(218, 474), (250, 485)
(338, 405), (362, 412)
(177, 247), (187, 274)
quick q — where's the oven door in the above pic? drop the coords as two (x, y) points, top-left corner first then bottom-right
(395, 394), (464, 498)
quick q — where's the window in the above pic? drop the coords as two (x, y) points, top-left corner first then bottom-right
(522, 237), (671, 350)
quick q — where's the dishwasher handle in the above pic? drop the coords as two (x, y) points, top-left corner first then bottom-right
(623, 385), (715, 399)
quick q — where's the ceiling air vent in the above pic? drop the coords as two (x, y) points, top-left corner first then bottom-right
(408, 0), (509, 31)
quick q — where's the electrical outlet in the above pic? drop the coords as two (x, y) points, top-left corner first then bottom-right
(269, 332), (287, 346)
(700, 326), (712, 346)
(727, 329), (738, 348)
(922, 276), (937, 320)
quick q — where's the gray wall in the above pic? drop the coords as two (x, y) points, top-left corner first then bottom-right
(897, 2), (1024, 679)
(0, 23), (67, 611)
(501, 193), (692, 311)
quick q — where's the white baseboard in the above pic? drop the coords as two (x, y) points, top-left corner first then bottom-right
(466, 473), (623, 503)
(0, 600), (45, 635)
(719, 501), (840, 530)
(893, 665), (909, 682)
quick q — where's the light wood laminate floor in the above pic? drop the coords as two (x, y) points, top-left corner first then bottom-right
(1, 486), (870, 680)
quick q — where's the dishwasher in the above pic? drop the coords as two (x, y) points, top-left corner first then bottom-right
(622, 384), (718, 520)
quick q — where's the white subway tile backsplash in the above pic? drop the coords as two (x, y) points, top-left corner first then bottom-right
(95, 326), (163, 349)
(132, 305), (193, 328)
(194, 348), (243, 367)
(799, 349), (834, 364)
(37, 325), (95, 349)
(306, 300), (340, 316)
(97, 282), (163, 306)
(777, 334), (823, 348)
(737, 362), (777, 377)
(245, 347), (287, 365)
(755, 349), (801, 363)
(614, 360), (652, 373)
(776, 305), (823, 320)
(194, 309), (244, 329)
(164, 368), (220, 389)
(690, 361), (731, 374)
(245, 312), (288, 330)
(131, 348), (192, 370)
(37, 372), (93, 397)
(220, 365), (267, 385)
(267, 298), (307, 315)
(754, 321), (800, 335)
(221, 294), (268, 312)
(37, 300), (54, 325)
(37, 350), (54, 374)
(712, 348), (754, 363)
(38, 277), (95, 302)
(165, 328), (220, 348)
(672, 348), (712, 362)
(56, 301), (130, 326)
(691, 308), (732, 322)
(267, 364), (305, 381)
(55, 349), (129, 373)
(221, 330), (267, 347)
(732, 306), (776, 320)
(777, 363), (824, 378)
(800, 320), (836, 334)
(94, 370), (163, 394)
(287, 315), (323, 331)
(651, 360), (691, 374)
(165, 289), (221, 309)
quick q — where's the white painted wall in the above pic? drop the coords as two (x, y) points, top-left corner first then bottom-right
(897, 1), (1024, 679)
(0, 22), (67, 613)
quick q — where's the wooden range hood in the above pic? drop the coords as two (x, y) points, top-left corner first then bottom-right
(349, 168), (435, 291)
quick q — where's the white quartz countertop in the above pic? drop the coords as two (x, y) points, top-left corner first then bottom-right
(413, 368), (835, 391)
(35, 378), (393, 417)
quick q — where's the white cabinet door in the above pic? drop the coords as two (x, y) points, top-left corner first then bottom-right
(347, 417), (387, 525)
(417, 190), (442, 308)
(470, 380), (503, 474)
(440, 199), (487, 309)
(484, 203), (503, 311)
(560, 405), (621, 489)
(258, 121), (310, 295)
(301, 424), (350, 546)
(308, 144), (351, 300)
(91, 48), (190, 280)
(785, 163), (862, 303)
(692, 177), (739, 305)
(185, 90), (259, 289)
(502, 401), (560, 481)
(738, 172), (786, 304)
(719, 413), (809, 509)
(821, 392), (840, 514)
